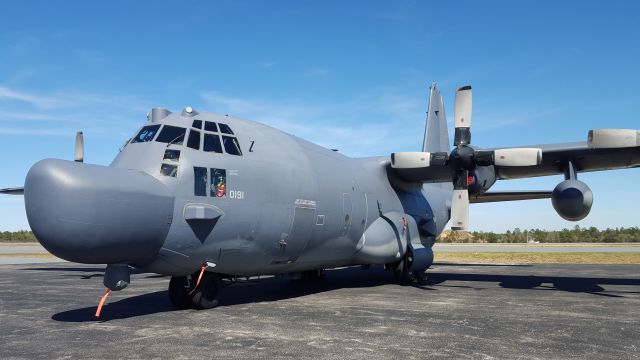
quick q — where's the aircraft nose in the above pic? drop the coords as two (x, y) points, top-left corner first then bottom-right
(24, 159), (174, 264)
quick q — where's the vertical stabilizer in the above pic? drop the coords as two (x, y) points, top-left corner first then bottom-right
(422, 83), (450, 153)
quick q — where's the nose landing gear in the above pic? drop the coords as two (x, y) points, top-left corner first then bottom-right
(168, 272), (223, 310)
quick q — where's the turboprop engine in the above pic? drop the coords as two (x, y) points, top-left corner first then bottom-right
(551, 179), (593, 221)
(467, 165), (497, 196)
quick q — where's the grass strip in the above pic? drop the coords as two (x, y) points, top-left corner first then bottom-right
(435, 252), (640, 265)
(0, 253), (55, 258)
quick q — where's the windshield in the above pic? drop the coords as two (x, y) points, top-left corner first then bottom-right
(131, 125), (161, 143)
(156, 125), (186, 145)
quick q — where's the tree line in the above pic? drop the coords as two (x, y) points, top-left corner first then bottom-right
(0, 230), (37, 242)
(1, 226), (639, 243)
(440, 226), (640, 243)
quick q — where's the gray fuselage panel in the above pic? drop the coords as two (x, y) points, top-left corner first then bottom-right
(111, 111), (448, 276)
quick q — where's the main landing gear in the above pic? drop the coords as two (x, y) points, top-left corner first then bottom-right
(391, 248), (426, 285)
(169, 272), (223, 310)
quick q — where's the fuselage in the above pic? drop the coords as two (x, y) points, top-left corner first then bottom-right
(27, 108), (452, 276)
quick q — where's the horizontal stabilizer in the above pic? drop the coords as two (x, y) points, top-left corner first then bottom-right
(0, 187), (24, 195)
(470, 191), (551, 203)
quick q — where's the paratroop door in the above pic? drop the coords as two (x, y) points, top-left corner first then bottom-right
(275, 206), (316, 263)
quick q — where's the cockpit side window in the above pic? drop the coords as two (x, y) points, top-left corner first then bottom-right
(222, 135), (242, 155)
(204, 121), (218, 132)
(160, 163), (178, 177)
(192, 120), (202, 129)
(156, 125), (186, 145)
(219, 123), (234, 135)
(131, 125), (161, 143)
(203, 133), (223, 153)
(163, 149), (181, 161)
(187, 129), (201, 150)
(193, 167), (207, 196)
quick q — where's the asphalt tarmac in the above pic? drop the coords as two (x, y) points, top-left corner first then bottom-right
(1, 262), (638, 359)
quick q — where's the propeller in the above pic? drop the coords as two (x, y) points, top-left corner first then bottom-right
(448, 86), (542, 230)
(75, 131), (84, 163)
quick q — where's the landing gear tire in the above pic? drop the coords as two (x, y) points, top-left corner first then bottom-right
(168, 276), (191, 310)
(393, 250), (415, 285)
(190, 272), (223, 310)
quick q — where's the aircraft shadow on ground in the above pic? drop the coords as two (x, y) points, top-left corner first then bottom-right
(51, 267), (406, 322)
(426, 272), (640, 298)
(52, 290), (174, 322)
(50, 265), (640, 322)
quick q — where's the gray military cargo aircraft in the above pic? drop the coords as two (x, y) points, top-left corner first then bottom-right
(2, 84), (639, 316)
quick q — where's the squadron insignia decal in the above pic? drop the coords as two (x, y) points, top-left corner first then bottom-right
(211, 168), (226, 198)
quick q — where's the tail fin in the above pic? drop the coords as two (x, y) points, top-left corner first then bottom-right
(422, 83), (450, 153)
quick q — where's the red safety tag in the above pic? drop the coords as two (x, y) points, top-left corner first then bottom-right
(95, 288), (112, 318)
(189, 263), (210, 295)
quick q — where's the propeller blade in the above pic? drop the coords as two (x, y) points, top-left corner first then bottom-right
(390, 151), (449, 169)
(75, 131), (84, 163)
(391, 152), (432, 169)
(451, 189), (469, 231)
(454, 86), (472, 129)
(493, 148), (542, 167)
(450, 169), (470, 231)
(0, 187), (24, 195)
(453, 86), (472, 146)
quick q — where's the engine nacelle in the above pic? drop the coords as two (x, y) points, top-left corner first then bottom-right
(468, 165), (497, 196)
(551, 180), (593, 221)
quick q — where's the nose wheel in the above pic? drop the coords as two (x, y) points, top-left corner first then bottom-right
(169, 272), (223, 310)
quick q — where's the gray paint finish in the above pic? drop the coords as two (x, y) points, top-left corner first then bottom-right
(3, 83), (639, 307)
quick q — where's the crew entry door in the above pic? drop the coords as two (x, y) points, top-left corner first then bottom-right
(274, 206), (316, 263)
(342, 182), (366, 242)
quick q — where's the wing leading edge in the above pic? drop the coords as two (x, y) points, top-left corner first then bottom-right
(493, 140), (640, 180)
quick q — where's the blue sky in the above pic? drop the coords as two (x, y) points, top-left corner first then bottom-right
(0, 1), (638, 232)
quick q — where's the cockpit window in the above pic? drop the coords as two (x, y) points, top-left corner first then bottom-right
(187, 129), (201, 150)
(192, 120), (202, 129)
(163, 149), (181, 161)
(204, 121), (218, 132)
(193, 167), (207, 196)
(131, 125), (161, 143)
(160, 163), (178, 177)
(156, 125), (186, 145)
(219, 123), (234, 135)
(222, 135), (242, 155)
(203, 133), (223, 153)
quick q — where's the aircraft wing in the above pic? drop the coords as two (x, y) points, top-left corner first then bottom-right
(391, 130), (640, 183)
(492, 141), (640, 180)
